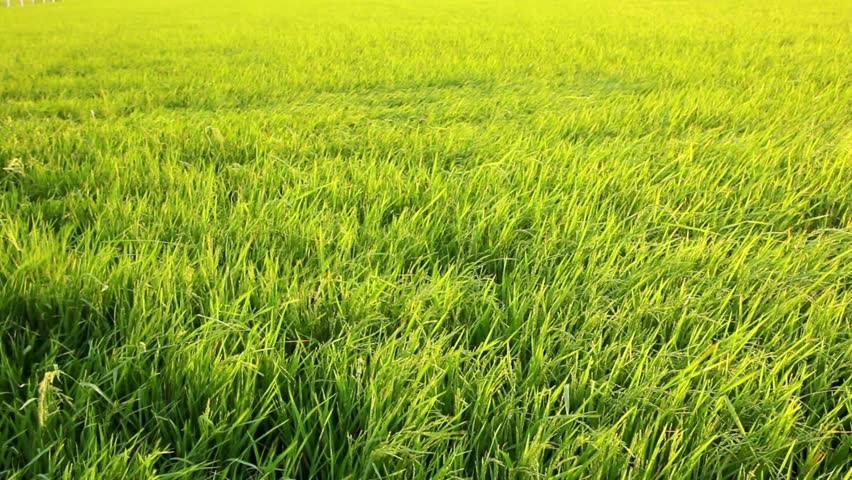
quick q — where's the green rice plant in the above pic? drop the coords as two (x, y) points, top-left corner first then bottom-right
(1, 0), (850, 478)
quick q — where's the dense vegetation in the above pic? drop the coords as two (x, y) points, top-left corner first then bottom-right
(1, 0), (851, 478)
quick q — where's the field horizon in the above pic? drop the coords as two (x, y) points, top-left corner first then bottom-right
(1, 0), (851, 478)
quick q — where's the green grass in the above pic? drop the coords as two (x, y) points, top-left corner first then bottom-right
(1, 0), (851, 478)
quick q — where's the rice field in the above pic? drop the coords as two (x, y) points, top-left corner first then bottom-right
(1, 0), (851, 478)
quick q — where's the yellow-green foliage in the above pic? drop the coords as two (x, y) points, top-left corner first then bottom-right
(1, 0), (851, 478)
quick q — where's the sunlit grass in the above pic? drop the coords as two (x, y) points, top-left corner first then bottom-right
(1, 0), (851, 478)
